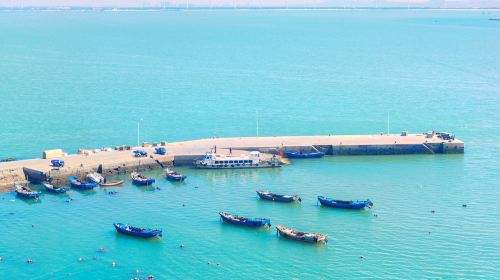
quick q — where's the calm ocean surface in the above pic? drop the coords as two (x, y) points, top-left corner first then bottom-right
(1, 9), (499, 279)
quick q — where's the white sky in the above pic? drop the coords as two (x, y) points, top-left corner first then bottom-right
(0, 0), (499, 8)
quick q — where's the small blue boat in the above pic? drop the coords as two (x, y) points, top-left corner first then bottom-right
(113, 223), (162, 238)
(256, 190), (301, 203)
(15, 184), (41, 199)
(68, 177), (97, 190)
(219, 212), (271, 227)
(131, 172), (155, 185)
(318, 196), (373, 209)
(285, 151), (325, 159)
(166, 169), (186, 181)
(43, 183), (68, 194)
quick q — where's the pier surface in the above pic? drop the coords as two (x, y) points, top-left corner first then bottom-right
(0, 133), (464, 192)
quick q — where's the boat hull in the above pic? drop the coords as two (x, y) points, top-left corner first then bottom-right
(318, 196), (372, 209)
(194, 163), (281, 169)
(43, 183), (68, 193)
(219, 212), (271, 227)
(15, 185), (41, 199)
(276, 226), (327, 244)
(132, 179), (155, 185)
(68, 177), (97, 190)
(113, 223), (162, 238)
(166, 175), (186, 181)
(256, 191), (300, 203)
(100, 180), (124, 187)
(16, 191), (41, 199)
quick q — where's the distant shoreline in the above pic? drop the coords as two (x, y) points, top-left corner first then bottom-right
(0, 7), (499, 12)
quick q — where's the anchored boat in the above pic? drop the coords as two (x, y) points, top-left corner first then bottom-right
(318, 196), (373, 209)
(276, 225), (328, 244)
(285, 151), (325, 159)
(113, 223), (162, 238)
(194, 151), (281, 169)
(86, 172), (105, 184)
(68, 177), (97, 190)
(15, 184), (41, 199)
(219, 212), (271, 227)
(100, 180), (124, 187)
(256, 190), (301, 203)
(166, 169), (186, 181)
(131, 172), (155, 185)
(43, 183), (68, 193)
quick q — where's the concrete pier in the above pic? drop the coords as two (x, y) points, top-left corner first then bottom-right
(0, 133), (464, 192)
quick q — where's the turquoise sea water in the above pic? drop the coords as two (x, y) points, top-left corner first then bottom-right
(1, 9), (500, 279)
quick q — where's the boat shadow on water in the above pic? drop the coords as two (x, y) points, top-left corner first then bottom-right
(219, 221), (272, 233)
(114, 231), (163, 243)
(275, 233), (329, 248)
(13, 195), (42, 205)
(71, 188), (97, 196)
(256, 197), (302, 207)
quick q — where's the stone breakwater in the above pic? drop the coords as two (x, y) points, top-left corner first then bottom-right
(0, 133), (464, 192)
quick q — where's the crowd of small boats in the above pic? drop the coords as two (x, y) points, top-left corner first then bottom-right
(13, 149), (367, 246)
(13, 168), (186, 200)
(215, 190), (373, 244)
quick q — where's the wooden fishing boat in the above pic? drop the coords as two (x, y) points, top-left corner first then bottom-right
(256, 190), (301, 203)
(219, 212), (271, 227)
(166, 169), (186, 181)
(284, 151), (325, 159)
(276, 225), (328, 244)
(113, 223), (162, 238)
(100, 180), (124, 187)
(318, 196), (373, 209)
(86, 172), (104, 184)
(15, 184), (41, 199)
(68, 177), (97, 190)
(131, 172), (155, 185)
(43, 183), (68, 193)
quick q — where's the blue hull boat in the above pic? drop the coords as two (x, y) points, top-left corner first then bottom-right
(44, 183), (68, 193)
(256, 190), (301, 203)
(15, 184), (41, 199)
(68, 177), (97, 190)
(131, 172), (155, 185)
(285, 152), (325, 159)
(219, 212), (271, 227)
(318, 196), (373, 209)
(113, 223), (162, 238)
(166, 169), (186, 181)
